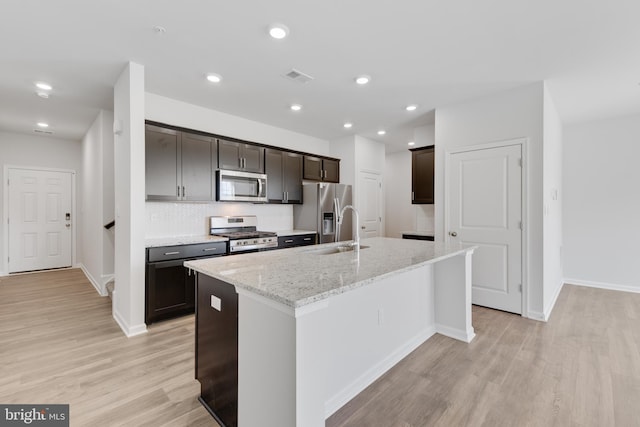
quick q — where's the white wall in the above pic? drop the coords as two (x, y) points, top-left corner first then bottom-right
(434, 82), (545, 318)
(563, 114), (640, 291)
(80, 110), (114, 295)
(145, 93), (330, 156)
(0, 131), (82, 275)
(384, 150), (413, 238)
(113, 62), (147, 337)
(330, 136), (356, 188)
(542, 85), (563, 315)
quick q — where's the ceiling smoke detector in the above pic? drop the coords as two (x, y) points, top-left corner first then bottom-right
(283, 68), (314, 84)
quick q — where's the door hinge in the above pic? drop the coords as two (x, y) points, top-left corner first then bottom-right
(518, 158), (523, 167)
(379, 217), (382, 222)
(519, 284), (522, 293)
(518, 221), (522, 230)
(379, 182), (382, 188)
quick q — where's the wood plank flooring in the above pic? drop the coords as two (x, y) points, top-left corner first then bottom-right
(2, 270), (639, 426)
(0, 269), (216, 426)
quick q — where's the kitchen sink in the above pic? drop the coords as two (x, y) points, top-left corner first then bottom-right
(308, 245), (370, 255)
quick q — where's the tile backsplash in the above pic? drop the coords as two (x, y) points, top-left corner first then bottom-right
(146, 202), (294, 238)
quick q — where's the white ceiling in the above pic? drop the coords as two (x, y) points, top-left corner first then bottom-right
(2, 0), (639, 152)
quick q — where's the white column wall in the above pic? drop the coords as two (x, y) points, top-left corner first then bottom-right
(113, 62), (147, 337)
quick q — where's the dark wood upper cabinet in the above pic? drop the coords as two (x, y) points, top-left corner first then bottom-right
(303, 156), (340, 183)
(411, 146), (434, 204)
(218, 138), (265, 173)
(145, 125), (216, 201)
(265, 148), (303, 204)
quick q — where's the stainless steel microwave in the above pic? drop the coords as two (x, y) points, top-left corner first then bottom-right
(216, 170), (268, 202)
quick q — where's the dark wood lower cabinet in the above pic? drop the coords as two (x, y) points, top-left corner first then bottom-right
(196, 274), (238, 427)
(145, 259), (195, 324)
(278, 233), (316, 249)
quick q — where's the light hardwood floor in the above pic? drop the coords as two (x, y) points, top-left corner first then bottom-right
(0, 269), (216, 426)
(2, 270), (639, 426)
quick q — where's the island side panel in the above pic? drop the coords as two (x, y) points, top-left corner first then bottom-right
(322, 265), (435, 417)
(237, 292), (307, 427)
(433, 250), (475, 342)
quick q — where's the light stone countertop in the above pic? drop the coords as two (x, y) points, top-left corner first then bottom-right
(185, 237), (474, 308)
(145, 235), (228, 248)
(275, 229), (317, 237)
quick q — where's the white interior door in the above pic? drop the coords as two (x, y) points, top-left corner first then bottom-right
(358, 171), (382, 239)
(8, 168), (73, 273)
(448, 144), (522, 314)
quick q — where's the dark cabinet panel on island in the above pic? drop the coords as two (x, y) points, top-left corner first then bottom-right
(411, 146), (434, 204)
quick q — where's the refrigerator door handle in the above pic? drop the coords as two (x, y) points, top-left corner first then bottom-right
(333, 197), (341, 242)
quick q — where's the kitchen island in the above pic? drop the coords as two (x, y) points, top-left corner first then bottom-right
(185, 237), (476, 427)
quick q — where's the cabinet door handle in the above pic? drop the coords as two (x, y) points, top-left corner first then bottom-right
(164, 251), (180, 256)
(202, 247), (218, 252)
(412, 191), (415, 201)
(177, 186), (180, 197)
(303, 237), (311, 241)
(182, 186), (185, 198)
(284, 239), (294, 243)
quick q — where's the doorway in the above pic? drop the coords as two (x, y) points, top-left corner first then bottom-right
(358, 171), (383, 239)
(5, 167), (75, 273)
(445, 140), (524, 314)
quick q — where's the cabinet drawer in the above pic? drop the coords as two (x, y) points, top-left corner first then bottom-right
(278, 234), (316, 249)
(148, 241), (227, 262)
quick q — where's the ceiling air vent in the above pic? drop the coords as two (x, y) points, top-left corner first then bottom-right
(33, 128), (54, 135)
(283, 68), (314, 83)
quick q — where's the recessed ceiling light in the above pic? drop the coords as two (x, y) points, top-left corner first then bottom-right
(290, 104), (302, 111)
(37, 122), (49, 128)
(355, 75), (371, 85)
(35, 82), (52, 91)
(377, 130), (386, 135)
(408, 141), (415, 146)
(406, 104), (418, 112)
(36, 91), (50, 99)
(343, 122), (353, 129)
(206, 73), (222, 83)
(268, 23), (289, 39)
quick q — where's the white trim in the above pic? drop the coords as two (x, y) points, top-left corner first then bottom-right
(526, 310), (546, 321)
(324, 326), (436, 418)
(543, 280), (565, 321)
(443, 138), (529, 316)
(564, 278), (640, 294)
(435, 323), (476, 343)
(112, 290), (148, 337)
(78, 263), (108, 296)
(102, 273), (114, 286)
(3, 165), (77, 274)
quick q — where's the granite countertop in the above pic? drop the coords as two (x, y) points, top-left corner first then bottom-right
(401, 230), (435, 237)
(145, 235), (228, 248)
(275, 229), (316, 237)
(185, 237), (474, 309)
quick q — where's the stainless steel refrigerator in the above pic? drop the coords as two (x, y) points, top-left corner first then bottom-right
(293, 183), (353, 244)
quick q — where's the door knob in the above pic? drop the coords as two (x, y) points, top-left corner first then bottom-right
(449, 231), (457, 237)
(361, 226), (365, 230)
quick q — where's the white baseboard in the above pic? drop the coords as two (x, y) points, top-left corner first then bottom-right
(0, 270), (6, 277)
(77, 263), (108, 296)
(324, 326), (437, 418)
(112, 290), (147, 338)
(525, 310), (546, 321)
(102, 273), (114, 285)
(435, 323), (476, 343)
(564, 278), (640, 294)
(542, 280), (565, 321)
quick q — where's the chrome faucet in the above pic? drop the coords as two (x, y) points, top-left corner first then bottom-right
(335, 198), (360, 254)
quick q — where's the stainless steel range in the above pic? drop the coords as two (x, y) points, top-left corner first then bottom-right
(209, 216), (277, 253)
